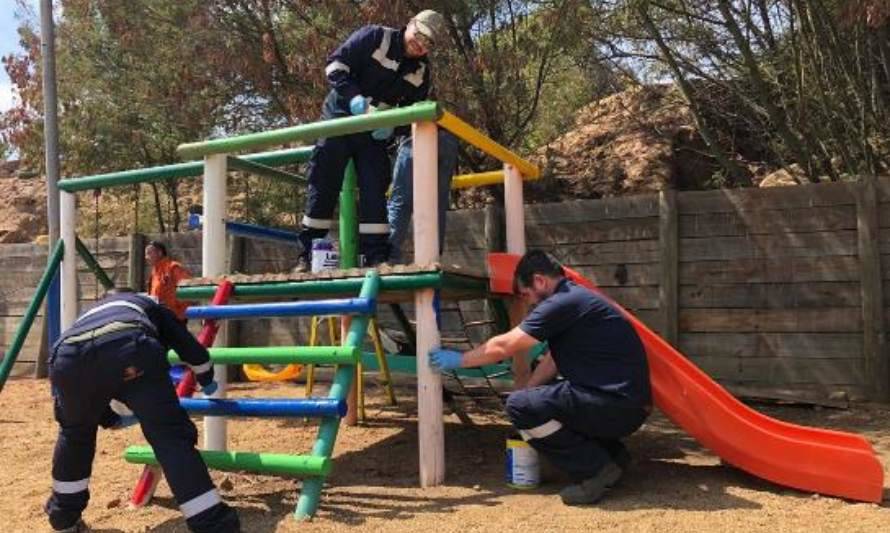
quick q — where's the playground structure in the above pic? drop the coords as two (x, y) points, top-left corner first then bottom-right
(35, 101), (539, 519)
(0, 99), (884, 524)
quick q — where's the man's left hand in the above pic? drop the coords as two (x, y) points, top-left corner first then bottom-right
(430, 348), (463, 371)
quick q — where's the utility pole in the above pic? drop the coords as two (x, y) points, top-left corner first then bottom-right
(36, 0), (62, 378)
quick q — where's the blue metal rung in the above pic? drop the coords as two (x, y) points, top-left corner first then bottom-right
(180, 398), (347, 418)
(185, 298), (376, 320)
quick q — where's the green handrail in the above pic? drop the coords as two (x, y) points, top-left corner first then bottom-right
(176, 272), (486, 300)
(168, 346), (360, 366)
(75, 236), (115, 290)
(177, 101), (441, 159)
(58, 146), (314, 192)
(227, 156), (306, 183)
(295, 271), (380, 520)
(0, 240), (64, 393)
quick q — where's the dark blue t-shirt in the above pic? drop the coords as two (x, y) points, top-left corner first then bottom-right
(519, 279), (651, 406)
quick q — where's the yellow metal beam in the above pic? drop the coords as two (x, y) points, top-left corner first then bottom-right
(437, 111), (540, 178)
(450, 169), (542, 189)
(451, 170), (505, 189)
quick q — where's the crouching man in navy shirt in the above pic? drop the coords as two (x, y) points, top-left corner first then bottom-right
(45, 288), (240, 532)
(430, 251), (651, 505)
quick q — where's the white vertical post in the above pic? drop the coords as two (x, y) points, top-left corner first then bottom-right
(60, 191), (77, 329)
(413, 121), (444, 487)
(203, 154), (228, 451)
(503, 164), (526, 254)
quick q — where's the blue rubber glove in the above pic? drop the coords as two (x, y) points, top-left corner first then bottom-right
(111, 415), (138, 430)
(201, 380), (219, 396)
(430, 348), (463, 371)
(371, 127), (393, 141)
(349, 95), (368, 115)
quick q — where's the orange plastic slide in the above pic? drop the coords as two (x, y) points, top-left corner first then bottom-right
(488, 253), (884, 503)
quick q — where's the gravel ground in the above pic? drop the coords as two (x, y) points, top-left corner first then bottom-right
(2, 377), (889, 533)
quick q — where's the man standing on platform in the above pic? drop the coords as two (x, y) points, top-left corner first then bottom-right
(295, 10), (448, 269)
(145, 240), (191, 322)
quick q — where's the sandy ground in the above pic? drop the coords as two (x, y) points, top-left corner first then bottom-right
(2, 377), (890, 533)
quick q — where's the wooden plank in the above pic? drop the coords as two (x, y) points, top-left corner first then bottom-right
(600, 286), (660, 310)
(680, 204), (857, 238)
(680, 282), (861, 309)
(876, 178), (890, 202)
(572, 263), (661, 287)
(553, 240), (660, 266)
(855, 178), (888, 401)
(677, 181), (856, 214)
(525, 195), (659, 225)
(874, 203), (890, 228)
(678, 332), (862, 359)
(0, 316), (45, 357)
(0, 255), (51, 271)
(679, 308), (862, 333)
(686, 355), (866, 386)
(631, 309), (664, 333)
(679, 256), (860, 284)
(526, 217), (659, 246)
(128, 233), (146, 291)
(659, 189), (678, 345)
(680, 230), (858, 262)
(723, 383), (866, 405)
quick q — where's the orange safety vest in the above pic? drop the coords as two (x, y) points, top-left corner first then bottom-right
(148, 257), (191, 320)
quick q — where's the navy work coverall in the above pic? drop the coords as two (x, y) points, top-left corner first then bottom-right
(506, 279), (652, 482)
(45, 292), (239, 532)
(298, 24), (431, 265)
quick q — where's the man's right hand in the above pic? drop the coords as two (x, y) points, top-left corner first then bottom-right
(350, 95), (368, 115)
(430, 348), (464, 371)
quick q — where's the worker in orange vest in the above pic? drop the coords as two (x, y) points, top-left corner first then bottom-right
(145, 241), (191, 322)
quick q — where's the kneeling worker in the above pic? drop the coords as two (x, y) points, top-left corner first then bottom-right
(430, 251), (651, 504)
(45, 288), (240, 532)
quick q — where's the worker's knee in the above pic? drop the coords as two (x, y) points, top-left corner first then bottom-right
(142, 414), (198, 448)
(505, 389), (534, 425)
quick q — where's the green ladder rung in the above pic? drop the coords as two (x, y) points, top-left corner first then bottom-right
(168, 346), (360, 366)
(124, 446), (331, 477)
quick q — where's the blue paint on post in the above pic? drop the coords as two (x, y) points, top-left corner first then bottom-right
(180, 398), (347, 418)
(186, 298), (376, 320)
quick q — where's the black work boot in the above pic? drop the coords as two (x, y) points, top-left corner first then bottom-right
(559, 461), (623, 505)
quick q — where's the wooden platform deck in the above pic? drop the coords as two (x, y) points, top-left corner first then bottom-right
(178, 263), (493, 303)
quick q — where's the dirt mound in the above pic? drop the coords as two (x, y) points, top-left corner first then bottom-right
(0, 167), (48, 243)
(522, 84), (763, 202)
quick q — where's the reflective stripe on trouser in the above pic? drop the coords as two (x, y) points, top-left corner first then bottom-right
(504, 380), (649, 482)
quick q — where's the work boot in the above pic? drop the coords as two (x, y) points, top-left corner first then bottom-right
(559, 461), (623, 506)
(608, 446), (631, 486)
(290, 255), (311, 274)
(54, 520), (87, 533)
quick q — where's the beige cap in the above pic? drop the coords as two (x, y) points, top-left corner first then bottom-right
(412, 9), (447, 45)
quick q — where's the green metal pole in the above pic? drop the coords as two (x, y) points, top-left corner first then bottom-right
(295, 272), (380, 521)
(227, 156), (306, 183)
(0, 240), (64, 393)
(58, 147), (314, 192)
(75, 236), (114, 290)
(125, 446), (332, 477)
(178, 101), (441, 160)
(176, 272), (464, 300)
(339, 160), (359, 268)
(167, 346), (360, 366)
